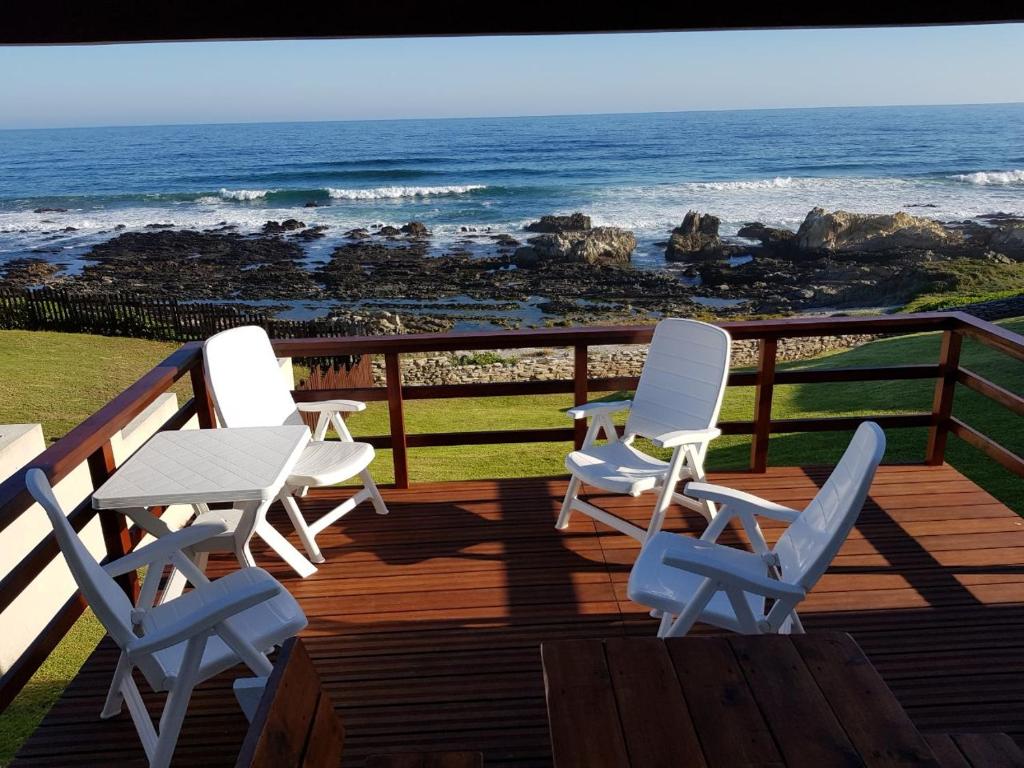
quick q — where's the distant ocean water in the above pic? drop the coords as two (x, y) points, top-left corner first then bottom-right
(1, 104), (1022, 269)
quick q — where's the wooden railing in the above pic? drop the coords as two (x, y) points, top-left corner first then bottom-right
(0, 311), (1021, 712)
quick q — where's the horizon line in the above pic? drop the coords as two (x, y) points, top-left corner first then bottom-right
(2, 99), (1022, 132)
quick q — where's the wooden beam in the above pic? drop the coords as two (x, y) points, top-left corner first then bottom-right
(3, 3), (1020, 45)
(573, 344), (589, 450)
(87, 442), (137, 599)
(750, 338), (777, 472)
(384, 353), (409, 489)
(926, 329), (963, 466)
(949, 418), (1024, 478)
(956, 367), (1024, 417)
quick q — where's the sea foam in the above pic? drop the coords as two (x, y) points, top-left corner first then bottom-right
(950, 170), (1024, 185)
(326, 184), (485, 200)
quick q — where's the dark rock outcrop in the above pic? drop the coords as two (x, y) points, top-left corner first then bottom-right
(525, 212), (592, 233)
(33, 207), (68, 214)
(737, 222), (797, 249)
(665, 211), (723, 261)
(0, 258), (63, 287)
(400, 221), (430, 237)
(262, 219), (306, 235)
(73, 229), (322, 300)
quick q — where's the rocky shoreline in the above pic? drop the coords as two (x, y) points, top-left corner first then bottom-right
(2, 206), (1022, 332)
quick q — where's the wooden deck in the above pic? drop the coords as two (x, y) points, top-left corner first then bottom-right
(12, 464), (1024, 767)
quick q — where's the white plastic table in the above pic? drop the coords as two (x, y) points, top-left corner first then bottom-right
(93, 426), (317, 579)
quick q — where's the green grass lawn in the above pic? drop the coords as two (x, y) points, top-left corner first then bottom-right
(0, 321), (1021, 764)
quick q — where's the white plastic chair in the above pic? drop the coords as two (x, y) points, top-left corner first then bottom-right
(628, 421), (886, 637)
(203, 326), (388, 568)
(27, 469), (307, 768)
(556, 318), (731, 543)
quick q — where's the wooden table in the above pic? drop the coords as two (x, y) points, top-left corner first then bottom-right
(93, 426), (315, 577)
(542, 632), (942, 768)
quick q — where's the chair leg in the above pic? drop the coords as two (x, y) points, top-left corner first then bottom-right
(688, 445), (717, 522)
(556, 476), (582, 530)
(280, 493), (325, 564)
(150, 634), (206, 768)
(101, 652), (131, 719)
(657, 612), (675, 638)
(361, 469), (389, 516)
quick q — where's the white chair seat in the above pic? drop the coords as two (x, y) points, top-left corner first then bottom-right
(144, 567), (306, 690)
(628, 532), (766, 632)
(565, 441), (671, 496)
(288, 441), (375, 487)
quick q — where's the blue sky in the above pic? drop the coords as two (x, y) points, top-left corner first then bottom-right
(1, 25), (1022, 128)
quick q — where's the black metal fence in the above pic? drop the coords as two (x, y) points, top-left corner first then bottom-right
(0, 286), (364, 372)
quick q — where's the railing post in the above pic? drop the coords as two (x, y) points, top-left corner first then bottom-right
(573, 344), (589, 450)
(385, 352), (409, 488)
(926, 329), (963, 466)
(189, 358), (217, 429)
(750, 338), (777, 473)
(87, 442), (137, 599)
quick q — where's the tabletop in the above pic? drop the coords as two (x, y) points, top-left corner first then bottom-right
(542, 632), (942, 768)
(92, 426), (310, 509)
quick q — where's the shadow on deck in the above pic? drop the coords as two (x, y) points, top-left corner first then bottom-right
(13, 464), (1024, 767)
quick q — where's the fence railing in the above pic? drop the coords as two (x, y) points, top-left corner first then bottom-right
(0, 286), (365, 350)
(0, 311), (1021, 712)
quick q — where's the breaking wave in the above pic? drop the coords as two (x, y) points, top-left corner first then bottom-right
(218, 188), (271, 200)
(326, 185), (486, 200)
(949, 170), (1024, 185)
(687, 177), (795, 191)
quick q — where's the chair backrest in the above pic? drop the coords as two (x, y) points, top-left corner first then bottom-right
(26, 469), (138, 650)
(203, 326), (302, 429)
(625, 319), (731, 440)
(775, 422), (886, 590)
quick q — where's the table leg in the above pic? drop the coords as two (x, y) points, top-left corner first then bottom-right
(235, 499), (318, 578)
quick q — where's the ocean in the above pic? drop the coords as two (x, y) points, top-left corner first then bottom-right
(1, 104), (1022, 270)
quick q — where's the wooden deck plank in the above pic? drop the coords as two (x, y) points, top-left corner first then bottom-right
(12, 465), (1024, 767)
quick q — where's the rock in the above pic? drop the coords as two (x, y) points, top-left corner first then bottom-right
(525, 227), (636, 266)
(525, 212), (592, 233)
(795, 207), (963, 253)
(344, 228), (370, 239)
(400, 221), (430, 237)
(0, 258), (63, 287)
(988, 221), (1024, 258)
(737, 222), (796, 248)
(145, 223), (174, 229)
(294, 224), (329, 241)
(262, 219), (306, 234)
(303, 201), (321, 208)
(378, 225), (401, 236)
(513, 246), (540, 269)
(34, 207), (68, 213)
(665, 211), (722, 261)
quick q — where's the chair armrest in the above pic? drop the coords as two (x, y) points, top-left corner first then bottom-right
(126, 577), (282, 658)
(661, 543), (805, 601)
(296, 399), (366, 413)
(649, 428), (721, 449)
(567, 400), (632, 420)
(685, 482), (800, 522)
(103, 522), (229, 577)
